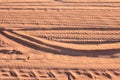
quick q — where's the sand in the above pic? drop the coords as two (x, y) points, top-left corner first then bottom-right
(0, 0), (120, 80)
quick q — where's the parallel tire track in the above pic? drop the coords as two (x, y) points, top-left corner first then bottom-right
(0, 31), (61, 54)
(1, 30), (120, 57)
(0, 1), (120, 80)
(13, 31), (120, 50)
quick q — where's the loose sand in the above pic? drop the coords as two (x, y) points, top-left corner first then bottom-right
(0, 0), (120, 80)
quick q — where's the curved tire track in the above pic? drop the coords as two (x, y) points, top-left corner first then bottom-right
(13, 31), (120, 50)
(0, 31), (61, 54)
(2, 30), (119, 57)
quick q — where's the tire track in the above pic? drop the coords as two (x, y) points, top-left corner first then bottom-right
(0, 9), (120, 27)
(0, 1), (120, 80)
(5, 30), (120, 57)
(13, 31), (120, 50)
(0, 31), (62, 55)
(25, 29), (120, 44)
(1, 2), (120, 7)
(1, 28), (120, 57)
(0, 67), (120, 80)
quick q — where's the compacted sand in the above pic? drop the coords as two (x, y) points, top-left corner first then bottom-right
(0, 0), (120, 80)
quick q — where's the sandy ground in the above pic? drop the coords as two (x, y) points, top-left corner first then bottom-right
(0, 0), (120, 80)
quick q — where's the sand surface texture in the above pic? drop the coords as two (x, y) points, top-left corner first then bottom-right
(0, 0), (120, 80)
